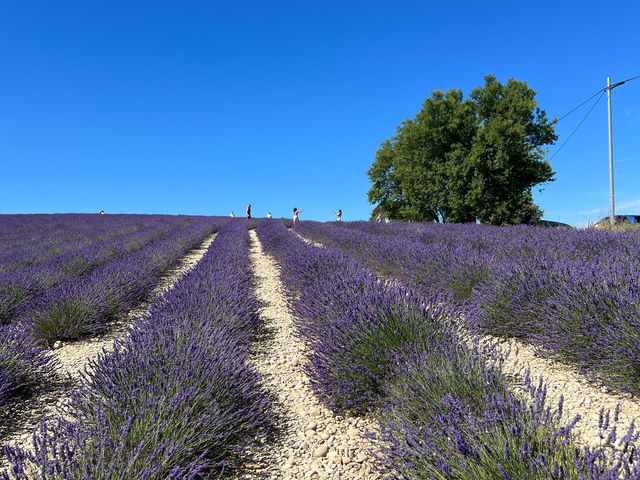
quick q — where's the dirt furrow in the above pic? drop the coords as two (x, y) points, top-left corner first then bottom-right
(236, 230), (385, 479)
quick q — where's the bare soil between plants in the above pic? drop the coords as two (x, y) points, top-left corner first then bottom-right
(232, 230), (386, 479)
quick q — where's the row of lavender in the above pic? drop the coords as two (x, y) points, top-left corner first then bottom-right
(0, 215), (196, 324)
(25, 217), (223, 344)
(0, 214), (130, 258)
(2, 219), (270, 478)
(0, 215), (181, 275)
(333, 220), (640, 262)
(297, 220), (640, 397)
(0, 216), (223, 408)
(258, 219), (640, 479)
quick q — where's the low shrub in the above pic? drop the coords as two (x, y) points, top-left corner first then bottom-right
(381, 351), (640, 479)
(0, 324), (56, 406)
(22, 218), (221, 344)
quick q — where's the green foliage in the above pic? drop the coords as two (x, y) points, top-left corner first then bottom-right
(0, 285), (31, 324)
(367, 75), (557, 225)
(30, 297), (98, 346)
(381, 349), (581, 480)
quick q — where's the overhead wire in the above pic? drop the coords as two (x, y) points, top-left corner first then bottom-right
(549, 91), (605, 162)
(548, 74), (639, 161)
(552, 88), (604, 124)
(617, 74), (640, 84)
(551, 74), (639, 124)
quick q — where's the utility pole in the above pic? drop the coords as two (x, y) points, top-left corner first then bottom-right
(607, 76), (627, 226)
(607, 77), (615, 226)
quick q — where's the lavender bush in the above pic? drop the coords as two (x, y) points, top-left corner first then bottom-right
(259, 220), (468, 413)
(0, 216), (221, 409)
(0, 215), (162, 275)
(1, 219), (270, 478)
(297, 221), (491, 301)
(0, 214), (183, 276)
(0, 324), (55, 407)
(22, 218), (222, 345)
(380, 349), (640, 479)
(298, 220), (640, 396)
(257, 219), (640, 479)
(0, 216), (191, 324)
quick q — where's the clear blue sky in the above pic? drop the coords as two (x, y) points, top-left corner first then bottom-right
(2, 1), (639, 225)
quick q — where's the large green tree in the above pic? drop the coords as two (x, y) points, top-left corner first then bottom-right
(367, 75), (557, 225)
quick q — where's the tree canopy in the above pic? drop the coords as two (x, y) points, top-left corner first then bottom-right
(367, 75), (557, 225)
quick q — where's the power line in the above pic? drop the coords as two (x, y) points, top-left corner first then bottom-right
(614, 74), (640, 85)
(549, 91), (605, 162)
(552, 88), (604, 124)
(551, 74), (640, 124)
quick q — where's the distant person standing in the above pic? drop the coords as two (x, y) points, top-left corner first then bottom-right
(267, 212), (272, 219)
(376, 213), (381, 222)
(246, 204), (252, 219)
(99, 210), (104, 215)
(293, 207), (304, 226)
(230, 212), (236, 218)
(332, 209), (342, 222)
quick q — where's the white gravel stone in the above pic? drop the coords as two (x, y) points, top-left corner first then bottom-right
(485, 335), (640, 452)
(313, 445), (329, 458)
(232, 231), (387, 479)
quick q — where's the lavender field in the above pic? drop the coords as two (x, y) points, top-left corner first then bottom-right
(2, 214), (640, 479)
(270, 219), (640, 479)
(0, 214), (223, 407)
(297, 220), (640, 397)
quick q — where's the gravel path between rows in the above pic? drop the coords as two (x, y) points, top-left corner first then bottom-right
(0, 232), (218, 462)
(296, 231), (640, 454)
(236, 230), (386, 480)
(489, 337), (640, 450)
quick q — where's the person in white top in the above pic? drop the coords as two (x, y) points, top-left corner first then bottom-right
(267, 212), (272, 219)
(293, 207), (304, 226)
(230, 212), (235, 218)
(332, 209), (342, 221)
